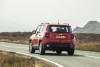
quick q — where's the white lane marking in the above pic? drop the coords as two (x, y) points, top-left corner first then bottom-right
(17, 52), (64, 67)
(85, 55), (100, 59)
(0, 48), (64, 67)
(1, 45), (28, 49)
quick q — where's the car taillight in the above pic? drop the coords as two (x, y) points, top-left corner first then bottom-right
(70, 34), (74, 39)
(45, 33), (50, 38)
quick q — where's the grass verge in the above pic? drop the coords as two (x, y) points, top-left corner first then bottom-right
(0, 50), (57, 67)
(75, 41), (100, 52)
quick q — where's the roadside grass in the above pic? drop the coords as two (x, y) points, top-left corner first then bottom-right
(0, 39), (29, 45)
(0, 51), (35, 67)
(74, 33), (100, 52)
(0, 51), (54, 67)
(75, 41), (100, 52)
(0, 32), (30, 45)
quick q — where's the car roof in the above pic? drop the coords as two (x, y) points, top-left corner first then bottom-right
(40, 23), (71, 27)
(47, 24), (71, 26)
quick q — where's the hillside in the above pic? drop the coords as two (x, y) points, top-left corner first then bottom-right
(74, 33), (100, 52)
(74, 33), (100, 42)
(0, 32), (32, 44)
(73, 21), (100, 34)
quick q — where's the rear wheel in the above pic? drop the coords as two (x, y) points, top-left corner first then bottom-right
(39, 42), (45, 55)
(29, 42), (35, 53)
(56, 50), (62, 55)
(68, 49), (74, 56)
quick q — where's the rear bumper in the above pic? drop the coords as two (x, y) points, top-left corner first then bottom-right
(43, 42), (75, 51)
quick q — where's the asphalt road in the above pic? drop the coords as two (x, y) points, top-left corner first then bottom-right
(0, 42), (100, 67)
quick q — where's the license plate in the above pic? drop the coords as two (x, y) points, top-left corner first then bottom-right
(56, 36), (65, 38)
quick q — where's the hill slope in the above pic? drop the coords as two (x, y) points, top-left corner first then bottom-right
(73, 21), (100, 34)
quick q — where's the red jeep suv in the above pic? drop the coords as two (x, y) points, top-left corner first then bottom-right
(29, 23), (75, 55)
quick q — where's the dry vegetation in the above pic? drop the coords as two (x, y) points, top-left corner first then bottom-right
(0, 50), (55, 67)
(74, 33), (100, 52)
(0, 32), (100, 52)
(0, 32), (31, 44)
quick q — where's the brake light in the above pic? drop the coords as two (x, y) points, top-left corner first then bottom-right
(45, 33), (50, 38)
(70, 34), (74, 39)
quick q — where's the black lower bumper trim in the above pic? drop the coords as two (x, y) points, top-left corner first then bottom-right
(43, 43), (73, 51)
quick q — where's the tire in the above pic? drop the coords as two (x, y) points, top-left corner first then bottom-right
(29, 42), (35, 53)
(68, 49), (74, 56)
(39, 42), (45, 55)
(56, 50), (62, 55)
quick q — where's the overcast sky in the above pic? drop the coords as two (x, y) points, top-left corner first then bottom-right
(0, 0), (100, 32)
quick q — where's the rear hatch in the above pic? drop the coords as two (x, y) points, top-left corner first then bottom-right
(48, 25), (72, 43)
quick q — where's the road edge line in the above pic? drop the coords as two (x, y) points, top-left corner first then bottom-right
(85, 55), (100, 59)
(0, 49), (64, 67)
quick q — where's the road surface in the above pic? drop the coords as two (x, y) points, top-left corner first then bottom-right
(0, 42), (100, 67)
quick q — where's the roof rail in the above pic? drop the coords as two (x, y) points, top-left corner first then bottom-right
(41, 23), (49, 25)
(63, 23), (69, 25)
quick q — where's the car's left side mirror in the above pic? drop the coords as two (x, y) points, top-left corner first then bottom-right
(32, 30), (36, 34)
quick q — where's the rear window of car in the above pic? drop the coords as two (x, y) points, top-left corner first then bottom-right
(48, 25), (72, 33)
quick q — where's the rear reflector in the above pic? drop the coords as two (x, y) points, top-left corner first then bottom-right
(45, 33), (50, 38)
(70, 34), (74, 39)
(47, 45), (50, 47)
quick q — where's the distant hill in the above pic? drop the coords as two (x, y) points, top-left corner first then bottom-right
(73, 21), (100, 34)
